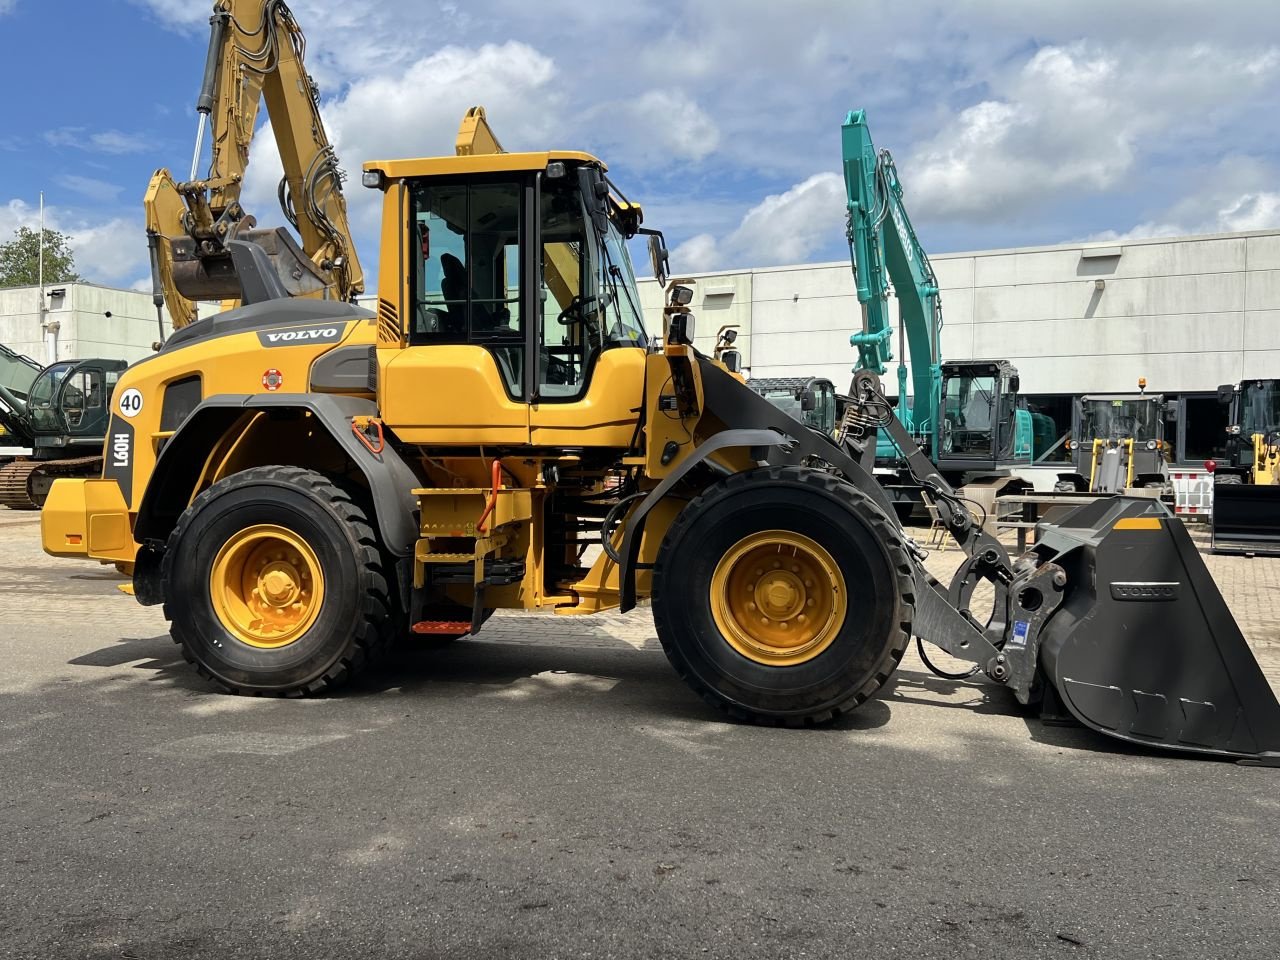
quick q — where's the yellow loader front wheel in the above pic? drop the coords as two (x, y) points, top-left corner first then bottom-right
(162, 466), (393, 696)
(652, 466), (914, 725)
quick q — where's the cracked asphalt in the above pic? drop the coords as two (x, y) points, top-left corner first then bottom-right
(2, 512), (1278, 959)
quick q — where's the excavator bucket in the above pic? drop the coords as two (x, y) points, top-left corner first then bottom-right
(169, 226), (330, 303)
(1028, 497), (1280, 762)
(1211, 483), (1280, 556)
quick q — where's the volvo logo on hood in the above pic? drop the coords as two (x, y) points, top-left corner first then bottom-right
(257, 324), (345, 347)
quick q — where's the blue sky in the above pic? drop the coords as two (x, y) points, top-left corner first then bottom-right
(2, 0), (1279, 289)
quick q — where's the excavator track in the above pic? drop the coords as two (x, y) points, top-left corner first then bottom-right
(0, 456), (103, 510)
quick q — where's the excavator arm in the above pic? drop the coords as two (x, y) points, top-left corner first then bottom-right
(841, 110), (942, 438)
(145, 0), (364, 332)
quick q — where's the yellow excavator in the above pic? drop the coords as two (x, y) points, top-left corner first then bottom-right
(144, 0), (363, 335)
(38, 1), (1280, 764)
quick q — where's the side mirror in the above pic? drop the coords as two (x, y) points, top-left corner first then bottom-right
(1216, 384), (1235, 406)
(721, 349), (742, 373)
(799, 388), (816, 412)
(1009, 374), (1020, 394)
(647, 233), (670, 286)
(1164, 400), (1179, 421)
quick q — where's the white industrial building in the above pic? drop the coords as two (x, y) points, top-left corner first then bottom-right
(638, 228), (1280, 467)
(0, 283), (171, 366)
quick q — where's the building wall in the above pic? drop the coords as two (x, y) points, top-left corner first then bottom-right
(638, 229), (1280, 396)
(0, 283), (172, 365)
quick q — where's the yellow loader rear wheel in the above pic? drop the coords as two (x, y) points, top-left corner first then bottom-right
(652, 466), (914, 726)
(162, 465), (393, 696)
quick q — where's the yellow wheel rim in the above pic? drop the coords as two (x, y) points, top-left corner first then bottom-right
(709, 530), (846, 666)
(209, 524), (325, 649)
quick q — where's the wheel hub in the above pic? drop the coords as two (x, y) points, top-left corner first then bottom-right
(209, 525), (325, 649)
(710, 530), (846, 666)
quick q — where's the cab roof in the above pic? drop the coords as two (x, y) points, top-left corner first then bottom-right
(363, 151), (604, 179)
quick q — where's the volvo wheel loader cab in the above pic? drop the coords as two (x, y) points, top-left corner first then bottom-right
(40, 139), (1280, 762)
(1056, 389), (1173, 494)
(0, 357), (128, 509)
(1211, 379), (1280, 555)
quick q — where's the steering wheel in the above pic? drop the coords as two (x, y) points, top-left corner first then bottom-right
(556, 294), (596, 325)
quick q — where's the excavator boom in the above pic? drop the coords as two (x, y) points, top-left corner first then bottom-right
(145, 0), (363, 332)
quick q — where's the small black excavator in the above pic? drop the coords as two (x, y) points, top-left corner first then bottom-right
(0, 354), (127, 509)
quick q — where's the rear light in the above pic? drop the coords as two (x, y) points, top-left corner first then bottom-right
(1204, 459), (1217, 473)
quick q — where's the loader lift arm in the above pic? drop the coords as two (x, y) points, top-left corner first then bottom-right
(145, 0), (364, 332)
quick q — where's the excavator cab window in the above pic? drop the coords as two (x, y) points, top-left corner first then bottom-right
(27, 361), (74, 433)
(61, 369), (102, 428)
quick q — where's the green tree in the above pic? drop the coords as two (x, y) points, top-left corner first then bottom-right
(0, 227), (82, 288)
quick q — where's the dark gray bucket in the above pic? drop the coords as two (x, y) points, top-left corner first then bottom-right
(1030, 497), (1280, 762)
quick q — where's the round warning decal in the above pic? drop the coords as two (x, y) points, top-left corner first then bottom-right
(118, 387), (144, 418)
(261, 369), (284, 391)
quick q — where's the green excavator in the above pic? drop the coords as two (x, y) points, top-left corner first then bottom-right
(837, 111), (1054, 504)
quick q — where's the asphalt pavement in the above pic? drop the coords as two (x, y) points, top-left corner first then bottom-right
(2, 513), (1278, 959)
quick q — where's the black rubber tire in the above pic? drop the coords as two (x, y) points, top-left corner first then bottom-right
(162, 465), (392, 696)
(652, 465), (914, 726)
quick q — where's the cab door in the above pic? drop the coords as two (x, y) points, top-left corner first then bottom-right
(379, 176), (531, 445)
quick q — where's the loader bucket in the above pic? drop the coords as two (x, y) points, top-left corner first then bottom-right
(1029, 497), (1280, 762)
(1211, 483), (1280, 556)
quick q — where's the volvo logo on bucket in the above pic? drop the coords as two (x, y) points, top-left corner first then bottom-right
(1109, 582), (1180, 601)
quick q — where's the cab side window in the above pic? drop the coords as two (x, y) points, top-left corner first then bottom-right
(410, 180), (524, 397)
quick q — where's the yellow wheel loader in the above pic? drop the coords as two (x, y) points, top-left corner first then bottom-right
(38, 145), (1280, 762)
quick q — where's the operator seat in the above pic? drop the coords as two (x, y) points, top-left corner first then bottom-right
(439, 253), (468, 334)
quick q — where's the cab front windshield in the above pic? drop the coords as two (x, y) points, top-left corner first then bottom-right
(1241, 381), (1280, 436)
(1081, 398), (1158, 441)
(27, 362), (76, 432)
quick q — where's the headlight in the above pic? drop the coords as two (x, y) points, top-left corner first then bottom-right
(1230, 424), (1242, 435)
(1146, 439), (1157, 450)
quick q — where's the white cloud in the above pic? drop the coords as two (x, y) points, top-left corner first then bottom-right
(671, 173), (844, 272)
(236, 40), (561, 278)
(908, 42), (1280, 219)
(1089, 193), (1280, 243)
(591, 90), (721, 166)
(0, 198), (148, 286)
(44, 128), (151, 155)
(128, 0), (205, 28)
(55, 175), (124, 203)
(1087, 156), (1280, 242)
